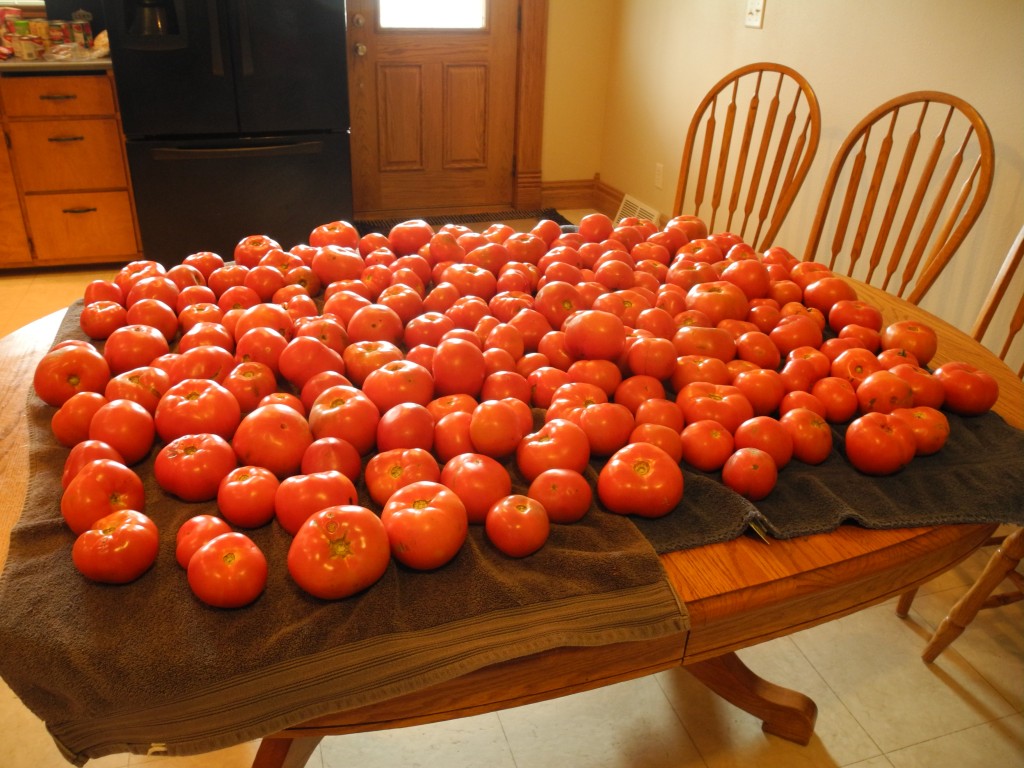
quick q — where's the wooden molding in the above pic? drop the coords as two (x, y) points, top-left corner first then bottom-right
(513, 0), (547, 210)
(541, 176), (623, 218)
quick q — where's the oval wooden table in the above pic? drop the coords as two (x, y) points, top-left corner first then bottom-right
(0, 279), (1019, 768)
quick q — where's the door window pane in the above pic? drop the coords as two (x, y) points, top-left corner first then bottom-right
(379, 0), (487, 29)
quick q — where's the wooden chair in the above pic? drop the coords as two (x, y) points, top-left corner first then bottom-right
(896, 225), (1024, 661)
(673, 62), (820, 251)
(802, 91), (994, 305)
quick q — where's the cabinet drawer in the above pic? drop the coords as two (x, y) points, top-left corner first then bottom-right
(8, 119), (127, 192)
(1, 75), (116, 117)
(25, 192), (138, 262)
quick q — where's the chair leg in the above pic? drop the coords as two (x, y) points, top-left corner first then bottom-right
(895, 587), (918, 618)
(922, 528), (1024, 663)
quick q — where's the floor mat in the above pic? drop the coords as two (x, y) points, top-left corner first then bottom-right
(353, 208), (572, 235)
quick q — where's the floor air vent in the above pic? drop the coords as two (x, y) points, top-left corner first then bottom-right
(615, 194), (662, 224)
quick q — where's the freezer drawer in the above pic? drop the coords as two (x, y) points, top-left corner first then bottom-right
(126, 133), (352, 265)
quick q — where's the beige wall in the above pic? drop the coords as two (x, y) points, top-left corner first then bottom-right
(543, 0), (1024, 370)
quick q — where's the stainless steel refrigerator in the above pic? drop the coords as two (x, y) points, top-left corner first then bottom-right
(103, 0), (353, 266)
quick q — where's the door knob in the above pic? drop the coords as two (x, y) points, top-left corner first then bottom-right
(352, 13), (365, 28)
(354, 42), (367, 56)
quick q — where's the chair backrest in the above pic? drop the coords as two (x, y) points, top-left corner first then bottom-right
(803, 91), (994, 305)
(973, 224), (1024, 377)
(673, 62), (820, 251)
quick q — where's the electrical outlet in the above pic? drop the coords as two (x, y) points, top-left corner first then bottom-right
(745, 0), (765, 29)
(654, 163), (664, 190)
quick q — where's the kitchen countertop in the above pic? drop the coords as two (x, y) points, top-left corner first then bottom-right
(0, 56), (110, 73)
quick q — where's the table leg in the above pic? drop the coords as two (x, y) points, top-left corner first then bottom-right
(685, 652), (818, 745)
(251, 735), (322, 768)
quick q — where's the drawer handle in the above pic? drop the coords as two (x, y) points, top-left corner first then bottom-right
(40, 93), (77, 101)
(62, 207), (98, 214)
(48, 136), (86, 143)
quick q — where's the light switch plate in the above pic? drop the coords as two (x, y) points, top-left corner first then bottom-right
(745, 0), (765, 29)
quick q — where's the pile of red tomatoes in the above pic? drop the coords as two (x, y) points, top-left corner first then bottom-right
(32, 212), (1000, 607)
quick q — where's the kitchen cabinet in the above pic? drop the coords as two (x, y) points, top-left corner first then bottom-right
(0, 68), (141, 267)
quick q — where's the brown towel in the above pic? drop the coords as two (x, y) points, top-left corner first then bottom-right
(0, 305), (687, 765)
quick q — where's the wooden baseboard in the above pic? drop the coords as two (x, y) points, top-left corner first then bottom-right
(541, 177), (622, 219)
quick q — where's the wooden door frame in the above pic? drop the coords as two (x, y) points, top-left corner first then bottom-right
(513, 0), (547, 210)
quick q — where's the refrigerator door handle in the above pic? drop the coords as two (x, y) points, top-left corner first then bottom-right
(150, 142), (325, 161)
(237, 0), (254, 76)
(208, 0), (225, 76)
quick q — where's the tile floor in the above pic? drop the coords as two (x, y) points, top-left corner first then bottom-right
(1, 212), (1021, 768)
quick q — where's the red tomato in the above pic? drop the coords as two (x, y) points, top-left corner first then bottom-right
(376, 402), (435, 451)
(104, 365), (170, 415)
(287, 506), (391, 599)
(597, 442), (683, 518)
(844, 412), (917, 475)
(830, 347), (883, 389)
(188, 532), (268, 608)
(576, 401), (635, 456)
(361, 359), (435, 413)
(734, 416), (793, 470)
(890, 406), (950, 456)
(485, 495), (550, 557)
(679, 420), (735, 472)
(155, 378), (241, 443)
(364, 447), (440, 508)
(274, 470), (360, 535)
(234, 234), (281, 268)
(469, 399), (525, 458)
(855, 370), (914, 415)
(232, 403), (314, 478)
(175, 514), (233, 569)
(307, 385), (380, 455)
(801, 276), (858, 317)
(685, 281), (750, 326)
(527, 468), (593, 524)
(562, 309), (626, 361)
(215, 465), (280, 528)
(79, 300), (128, 339)
(432, 337), (487, 397)
(779, 407), (834, 464)
(62, 440), (124, 488)
(933, 362), (999, 416)
(629, 422), (683, 463)
(731, 368), (786, 417)
(440, 453), (512, 524)
(516, 418), (591, 482)
(72, 509), (159, 584)
(278, 336), (346, 390)
(810, 377), (859, 423)
(222, 360), (278, 413)
(103, 324), (171, 375)
(769, 314), (823, 356)
(61, 458), (146, 535)
(51, 391), (107, 447)
(676, 382), (753, 434)
(889, 363), (945, 409)
(33, 341), (111, 407)
(880, 320), (938, 366)
(380, 481), (468, 570)
(722, 447), (778, 501)
(154, 433), (237, 502)
(389, 219), (434, 256)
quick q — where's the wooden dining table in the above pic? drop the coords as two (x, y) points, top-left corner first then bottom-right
(0, 277), (1020, 768)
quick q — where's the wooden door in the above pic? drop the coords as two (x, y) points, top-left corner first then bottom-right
(346, 0), (522, 219)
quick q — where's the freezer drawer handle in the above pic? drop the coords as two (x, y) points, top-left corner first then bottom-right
(48, 136), (85, 143)
(40, 93), (76, 101)
(62, 207), (98, 214)
(151, 142), (325, 161)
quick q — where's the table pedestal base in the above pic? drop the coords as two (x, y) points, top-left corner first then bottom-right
(685, 652), (817, 745)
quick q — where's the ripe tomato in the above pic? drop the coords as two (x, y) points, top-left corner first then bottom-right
(72, 509), (159, 584)
(212, 465), (278, 528)
(889, 363), (945, 409)
(830, 347), (883, 389)
(307, 385), (380, 455)
(844, 412), (916, 475)
(685, 281), (750, 325)
(62, 440), (123, 488)
(440, 453), (512, 524)
(155, 378), (241, 443)
(732, 368), (786, 417)
(364, 447), (440, 508)
(51, 391), (107, 447)
(629, 422), (683, 462)
(597, 442), (684, 518)
(154, 433), (237, 502)
(516, 418), (591, 482)
(104, 365), (170, 415)
(79, 299), (127, 339)
(810, 376), (859, 423)
(33, 341), (111, 407)
(722, 447), (778, 501)
(288, 506), (391, 599)
(376, 402), (435, 451)
(188, 532), (268, 608)
(855, 370), (914, 415)
(679, 419), (735, 472)
(175, 514), (233, 569)
(880, 320), (938, 366)
(61, 458), (146, 535)
(562, 309), (626, 361)
(734, 416), (793, 470)
(389, 219), (434, 256)
(779, 407), (834, 464)
(274, 470), (360, 535)
(485, 495), (550, 557)
(576, 401), (636, 456)
(380, 481), (468, 570)
(468, 399), (525, 458)
(432, 337), (487, 397)
(676, 382), (753, 434)
(103, 324), (171, 375)
(890, 406), (950, 456)
(526, 468), (592, 524)
(232, 403), (314, 478)
(933, 362), (999, 416)
(222, 360), (278, 413)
